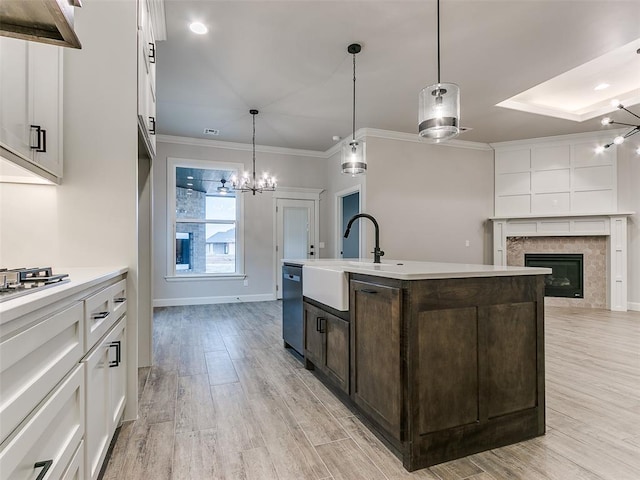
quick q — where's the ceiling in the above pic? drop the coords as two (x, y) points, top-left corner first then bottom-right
(156, 1), (640, 152)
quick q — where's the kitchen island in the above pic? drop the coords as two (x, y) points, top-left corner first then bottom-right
(284, 259), (550, 470)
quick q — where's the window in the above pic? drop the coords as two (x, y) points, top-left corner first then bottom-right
(168, 158), (244, 277)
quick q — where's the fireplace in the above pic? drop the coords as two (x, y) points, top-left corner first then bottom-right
(525, 253), (583, 299)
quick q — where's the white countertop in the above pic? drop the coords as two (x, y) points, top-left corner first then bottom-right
(0, 266), (128, 325)
(283, 258), (551, 281)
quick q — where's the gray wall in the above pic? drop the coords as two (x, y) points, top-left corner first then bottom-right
(319, 136), (494, 264)
(617, 142), (640, 308)
(154, 139), (326, 305)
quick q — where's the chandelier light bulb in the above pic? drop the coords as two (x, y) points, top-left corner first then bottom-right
(601, 117), (612, 126)
(594, 145), (605, 154)
(610, 99), (622, 108)
(613, 136), (625, 145)
(636, 146), (640, 155)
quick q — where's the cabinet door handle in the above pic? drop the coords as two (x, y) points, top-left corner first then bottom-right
(109, 340), (121, 367)
(149, 116), (156, 135)
(30, 125), (47, 152)
(114, 297), (126, 303)
(34, 460), (53, 480)
(149, 42), (156, 63)
(361, 289), (378, 294)
(316, 316), (325, 333)
(92, 311), (110, 320)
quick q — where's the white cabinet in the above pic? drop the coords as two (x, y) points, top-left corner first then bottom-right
(138, 0), (157, 156)
(0, 271), (127, 480)
(0, 302), (84, 444)
(0, 36), (63, 181)
(0, 365), (84, 480)
(83, 318), (126, 480)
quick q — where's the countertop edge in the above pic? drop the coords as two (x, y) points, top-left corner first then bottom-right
(0, 266), (128, 326)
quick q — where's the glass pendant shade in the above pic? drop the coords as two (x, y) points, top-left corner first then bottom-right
(341, 140), (366, 176)
(419, 82), (460, 142)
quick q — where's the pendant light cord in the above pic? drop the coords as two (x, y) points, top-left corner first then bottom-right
(437, 0), (441, 84)
(352, 52), (356, 142)
(252, 112), (256, 184)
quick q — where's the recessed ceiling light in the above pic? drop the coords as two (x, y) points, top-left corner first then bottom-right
(187, 182), (193, 186)
(594, 83), (610, 91)
(187, 176), (194, 180)
(189, 22), (208, 35)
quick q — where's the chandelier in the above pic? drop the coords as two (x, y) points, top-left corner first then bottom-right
(342, 43), (366, 176)
(418, 0), (460, 142)
(231, 109), (276, 195)
(596, 101), (640, 153)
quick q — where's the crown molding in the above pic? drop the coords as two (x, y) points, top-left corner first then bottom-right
(159, 128), (493, 160)
(157, 134), (327, 158)
(360, 128), (493, 151)
(489, 128), (628, 149)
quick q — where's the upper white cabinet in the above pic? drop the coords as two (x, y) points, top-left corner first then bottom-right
(0, 36), (63, 182)
(138, 0), (158, 157)
(492, 133), (617, 217)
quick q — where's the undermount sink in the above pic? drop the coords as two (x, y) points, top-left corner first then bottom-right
(302, 265), (349, 311)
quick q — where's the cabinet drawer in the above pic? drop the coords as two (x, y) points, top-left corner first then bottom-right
(61, 440), (84, 480)
(0, 364), (84, 480)
(85, 279), (127, 349)
(0, 302), (83, 443)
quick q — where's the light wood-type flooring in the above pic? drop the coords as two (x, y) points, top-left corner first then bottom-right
(101, 303), (640, 480)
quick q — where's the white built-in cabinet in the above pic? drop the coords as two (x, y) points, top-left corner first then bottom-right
(84, 318), (126, 480)
(492, 133), (617, 217)
(0, 36), (63, 181)
(0, 273), (127, 480)
(138, 0), (157, 157)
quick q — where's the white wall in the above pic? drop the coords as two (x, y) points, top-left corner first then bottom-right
(617, 142), (640, 309)
(0, 0), (141, 418)
(153, 138), (326, 305)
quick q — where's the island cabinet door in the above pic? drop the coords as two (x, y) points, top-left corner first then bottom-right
(303, 302), (324, 366)
(323, 313), (349, 394)
(350, 280), (402, 441)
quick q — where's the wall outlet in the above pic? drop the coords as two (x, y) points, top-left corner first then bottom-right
(465, 240), (470, 247)
(244, 279), (249, 286)
(319, 241), (325, 249)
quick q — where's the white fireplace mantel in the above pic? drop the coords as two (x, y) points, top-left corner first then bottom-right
(491, 212), (634, 311)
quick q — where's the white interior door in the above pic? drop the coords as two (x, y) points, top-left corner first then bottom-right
(276, 199), (315, 299)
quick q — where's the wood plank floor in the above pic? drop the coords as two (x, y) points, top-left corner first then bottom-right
(101, 303), (640, 480)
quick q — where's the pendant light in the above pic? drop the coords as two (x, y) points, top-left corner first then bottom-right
(231, 109), (277, 195)
(418, 0), (460, 142)
(341, 43), (366, 176)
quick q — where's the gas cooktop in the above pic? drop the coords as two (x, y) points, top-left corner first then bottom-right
(0, 267), (70, 303)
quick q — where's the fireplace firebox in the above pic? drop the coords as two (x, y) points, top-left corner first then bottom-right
(524, 253), (584, 298)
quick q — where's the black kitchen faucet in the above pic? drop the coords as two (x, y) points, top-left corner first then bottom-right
(344, 213), (385, 264)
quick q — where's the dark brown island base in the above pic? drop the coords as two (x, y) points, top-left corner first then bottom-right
(298, 266), (547, 471)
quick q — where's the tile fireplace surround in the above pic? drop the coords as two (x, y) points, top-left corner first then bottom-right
(492, 213), (633, 311)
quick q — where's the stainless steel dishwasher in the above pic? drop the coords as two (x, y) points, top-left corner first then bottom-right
(282, 264), (303, 356)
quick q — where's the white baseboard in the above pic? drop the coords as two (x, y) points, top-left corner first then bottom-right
(628, 302), (640, 312)
(153, 293), (276, 307)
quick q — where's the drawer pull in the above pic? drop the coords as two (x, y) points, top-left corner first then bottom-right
(114, 297), (126, 303)
(361, 289), (378, 294)
(316, 316), (325, 333)
(92, 311), (110, 320)
(109, 340), (122, 367)
(34, 460), (53, 480)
